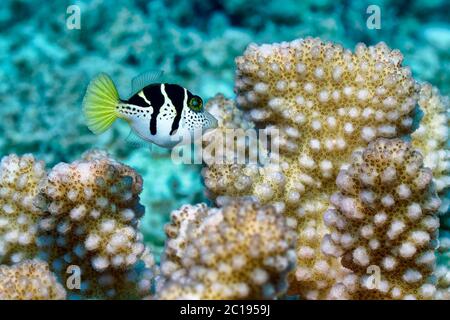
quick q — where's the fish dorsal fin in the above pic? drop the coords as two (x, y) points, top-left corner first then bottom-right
(130, 70), (164, 97)
(125, 129), (153, 151)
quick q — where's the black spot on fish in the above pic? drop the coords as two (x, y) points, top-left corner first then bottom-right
(165, 84), (186, 135)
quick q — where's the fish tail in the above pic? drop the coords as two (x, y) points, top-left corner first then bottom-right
(82, 73), (120, 135)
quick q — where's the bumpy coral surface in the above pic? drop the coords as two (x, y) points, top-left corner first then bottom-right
(35, 150), (155, 299)
(322, 138), (440, 299)
(435, 230), (450, 300)
(411, 85), (450, 300)
(0, 260), (66, 300)
(127, 148), (207, 260)
(412, 84), (449, 214)
(0, 154), (46, 265)
(157, 199), (297, 299)
(203, 38), (418, 298)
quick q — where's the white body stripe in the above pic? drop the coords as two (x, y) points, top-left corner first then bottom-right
(138, 90), (152, 105)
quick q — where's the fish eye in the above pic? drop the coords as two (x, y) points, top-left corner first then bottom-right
(188, 96), (203, 112)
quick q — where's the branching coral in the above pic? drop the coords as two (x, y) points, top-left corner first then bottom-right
(157, 199), (297, 299)
(2, 0), (449, 262)
(0, 260), (66, 300)
(127, 149), (207, 260)
(0, 154), (46, 265)
(202, 37), (418, 298)
(435, 230), (450, 300)
(410, 84), (450, 300)
(34, 149), (155, 299)
(412, 84), (449, 215)
(435, 229), (450, 300)
(322, 138), (440, 299)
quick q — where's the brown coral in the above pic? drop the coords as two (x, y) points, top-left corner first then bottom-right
(202, 37), (419, 298)
(0, 154), (46, 264)
(0, 260), (66, 300)
(35, 150), (155, 299)
(412, 84), (449, 214)
(322, 138), (440, 299)
(157, 199), (297, 299)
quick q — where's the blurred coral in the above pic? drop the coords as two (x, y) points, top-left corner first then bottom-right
(412, 84), (449, 214)
(411, 84), (450, 299)
(0, 260), (66, 300)
(157, 199), (297, 299)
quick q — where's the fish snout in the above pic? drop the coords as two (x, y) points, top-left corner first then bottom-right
(204, 111), (218, 130)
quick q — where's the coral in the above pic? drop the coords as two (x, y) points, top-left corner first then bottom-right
(157, 199), (297, 299)
(411, 85), (450, 300)
(412, 84), (449, 215)
(203, 38), (418, 298)
(322, 138), (440, 299)
(126, 149), (207, 260)
(1, 0), (449, 166)
(0, 0), (449, 301)
(1, 0), (449, 260)
(34, 149), (155, 299)
(0, 154), (46, 265)
(435, 230), (450, 300)
(0, 260), (66, 300)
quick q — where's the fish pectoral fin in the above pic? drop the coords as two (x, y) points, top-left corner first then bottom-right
(129, 70), (164, 97)
(125, 129), (153, 151)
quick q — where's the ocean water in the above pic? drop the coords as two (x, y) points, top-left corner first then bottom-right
(0, 0), (449, 283)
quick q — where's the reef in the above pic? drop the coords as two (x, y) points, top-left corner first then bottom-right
(436, 230), (450, 299)
(0, 154), (46, 265)
(410, 84), (450, 299)
(322, 138), (440, 299)
(0, 260), (66, 300)
(1, 0), (449, 259)
(412, 84), (450, 215)
(203, 37), (421, 298)
(157, 199), (297, 299)
(35, 149), (155, 299)
(126, 149), (206, 260)
(0, 0), (449, 300)
(0, 150), (158, 300)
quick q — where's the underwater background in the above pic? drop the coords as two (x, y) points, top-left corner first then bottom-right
(1, 0), (449, 259)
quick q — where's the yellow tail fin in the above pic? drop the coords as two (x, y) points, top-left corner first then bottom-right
(82, 73), (119, 135)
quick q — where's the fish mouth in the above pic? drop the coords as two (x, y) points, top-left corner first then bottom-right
(205, 112), (219, 129)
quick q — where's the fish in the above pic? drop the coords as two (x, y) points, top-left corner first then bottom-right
(82, 71), (218, 148)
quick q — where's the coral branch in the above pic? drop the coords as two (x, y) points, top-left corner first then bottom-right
(157, 199), (296, 299)
(322, 138), (440, 299)
(412, 84), (450, 214)
(34, 150), (155, 299)
(0, 260), (66, 300)
(0, 154), (46, 264)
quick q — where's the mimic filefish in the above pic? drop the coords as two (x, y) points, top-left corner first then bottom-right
(82, 71), (218, 148)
